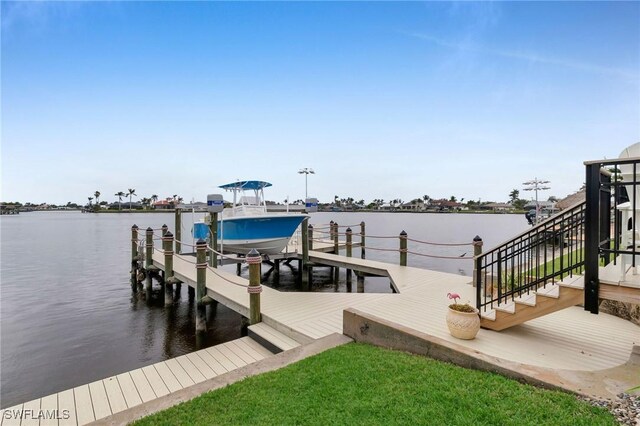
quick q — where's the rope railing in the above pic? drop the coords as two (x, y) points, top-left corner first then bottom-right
(173, 239), (197, 249)
(405, 249), (472, 260)
(206, 265), (249, 288)
(206, 245), (243, 261)
(405, 237), (473, 247)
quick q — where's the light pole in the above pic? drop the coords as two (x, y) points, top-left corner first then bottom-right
(523, 177), (550, 224)
(298, 168), (315, 200)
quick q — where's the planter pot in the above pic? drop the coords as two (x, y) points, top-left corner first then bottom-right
(446, 307), (480, 340)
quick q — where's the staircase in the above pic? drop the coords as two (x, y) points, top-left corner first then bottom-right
(475, 201), (587, 331)
(480, 275), (584, 331)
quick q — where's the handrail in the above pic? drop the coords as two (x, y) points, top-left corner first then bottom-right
(476, 201), (586, 312)
(481, 201), (586, 257)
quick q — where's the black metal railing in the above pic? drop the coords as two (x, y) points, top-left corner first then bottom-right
(584, 156), (638, 313)
(475, 201), (586, 313)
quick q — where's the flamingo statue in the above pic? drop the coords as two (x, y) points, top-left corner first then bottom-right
(447, 292), (461, 304)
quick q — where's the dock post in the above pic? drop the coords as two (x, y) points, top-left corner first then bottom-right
(161, 224), (168, 236)
(357, 275), (365, 293)
(145, 227), (154, 296)
(174, 208), (182, 255)
(329, 220), (335, 243)
(208, 212), (218, 267)
(236, 262), (242, 276)
(301, 217), (310, 290)
(346, 227), (353, 292)
(163, 232), (174, 306)
(131, 224), (139, 290)
(399, 230), (408, 266)
(308, 224), (314, 251)
(247, 249), (262, 325)
(360, 221), (366, 259)
(472, 235), (483, 287)
(196, 239), (207, 333)
(333, 222), (339, 285)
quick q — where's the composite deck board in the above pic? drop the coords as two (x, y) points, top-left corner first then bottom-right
(241, 337), (274, 358)
(129, 369), (157, 403)
(152, 363), (182, 393)
(88, 380), (111, 420)
(1, 404), (23, 426)
(39, 394), (58, 426)
(174, 355), (207, 384)
(21, 399), (40, 426)
(73, 385), (94, 425)
(205, 346), (238, 372)
(141, 366), (170, 398)
(164, 359), (196, 388)
(216, 345), (249, 369)
(185, 353), (218, 380)
(195, 350), (228, 375)
(233, 338), (267, 361)
(103, 376), (128, 414)
(223, 341), (259, 364)
(116, 372), (143, 409)
(57, 390), (76, 426)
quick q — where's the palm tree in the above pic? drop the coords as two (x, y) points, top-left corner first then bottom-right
(87, 197), (93, 207)
(94, 191), (101, 205)
(141, 197), (150, 210)
(509, 189), (519, 204)
(127, 188), (136, 211)
(151, 194), (158, 209)
(115, 191), (125, 211)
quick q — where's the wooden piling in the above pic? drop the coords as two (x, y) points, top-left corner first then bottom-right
(195, 239), (207, 332)
(332, 222), (339, 285)
(209, 212), (218, 267)
(346, 227), (353, 291)
(308, 224), (314, 251)
(163, 231), (174, 306)
(236, 262), (242, 276)
(174, 208), (182, 255)
(400, 230), (408, 267)
(301, 217), (310, 290)
(145, 227), (153, 296)
(357, 275), (365, 293)
(360, 221), (366, 259)
(472, 235), (483, 287)
(131, 225), (139, 289)
(247, 249), (262, 325)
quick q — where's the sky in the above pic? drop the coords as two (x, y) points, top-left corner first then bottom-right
(2, 1), (639, 206)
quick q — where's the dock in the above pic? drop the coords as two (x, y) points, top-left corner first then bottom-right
(3, 217), (638, 425)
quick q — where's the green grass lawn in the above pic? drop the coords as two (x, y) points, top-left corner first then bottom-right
(134, 343), (615, 426)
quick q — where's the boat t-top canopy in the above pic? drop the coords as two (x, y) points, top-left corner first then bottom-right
(219, 181), (272, 191)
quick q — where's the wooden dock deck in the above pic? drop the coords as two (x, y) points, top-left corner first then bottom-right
(0, 336), (276, 425)
(3, 245), (638, 424)
(155, 249), (638, 371)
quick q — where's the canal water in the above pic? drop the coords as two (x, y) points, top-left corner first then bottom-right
(0, 211), (528, 407)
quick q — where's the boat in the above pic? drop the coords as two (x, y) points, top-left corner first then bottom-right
(199, 180), (309, 255)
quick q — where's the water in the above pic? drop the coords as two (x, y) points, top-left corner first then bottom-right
(0, 210), (528, 407)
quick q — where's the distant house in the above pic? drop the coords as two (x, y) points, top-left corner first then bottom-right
(484, 202), (514, 212)
(431, 199), (464, 211)
(400, 202), (418, 211)
(154, 200), (173, 210)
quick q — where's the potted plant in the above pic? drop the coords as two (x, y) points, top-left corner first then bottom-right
(446, 292), (480, 340)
